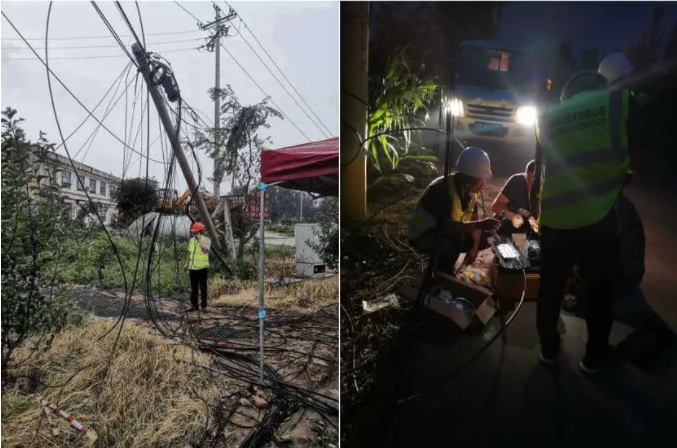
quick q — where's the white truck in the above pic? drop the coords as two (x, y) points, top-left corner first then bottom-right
(447, 40), (545, 151)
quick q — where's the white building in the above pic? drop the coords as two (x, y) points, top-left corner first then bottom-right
(40, 152), (121, 225)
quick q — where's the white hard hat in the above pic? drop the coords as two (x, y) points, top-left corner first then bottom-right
(456, 147), (492, 180)
(598, 52), (634, 84)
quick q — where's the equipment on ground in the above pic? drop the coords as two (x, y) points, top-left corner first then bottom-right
(491, 234), (531, 271)
(156, 188), (217, 215)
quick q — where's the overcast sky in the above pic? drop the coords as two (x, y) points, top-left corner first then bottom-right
(0, 0), (338, 194)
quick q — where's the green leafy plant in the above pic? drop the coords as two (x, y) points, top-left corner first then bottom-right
(1, 108), (83, 371)
(367, 47), (438, 172)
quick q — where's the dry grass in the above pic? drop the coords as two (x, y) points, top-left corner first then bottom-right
(2, 318), (239, 448)
(210, 276), (338, 314)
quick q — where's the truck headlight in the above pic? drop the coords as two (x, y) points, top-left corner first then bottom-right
(515, 106), (537, 125)
(445, 98), (464, 117)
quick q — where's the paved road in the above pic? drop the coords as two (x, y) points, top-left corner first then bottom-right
(263, 230), (295, 247)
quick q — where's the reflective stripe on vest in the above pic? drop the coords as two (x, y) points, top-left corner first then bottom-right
(408, 175), (474, 240)
(537, 89), (630, 229)
(188, 236), (209, 269)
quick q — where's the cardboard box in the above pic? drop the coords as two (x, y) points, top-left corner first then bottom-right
(493, 267), (541, 301)
(397, 274), (497, 330)
(431, 272), (497, 329)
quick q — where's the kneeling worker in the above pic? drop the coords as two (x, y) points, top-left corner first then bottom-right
(491, 159), (539, 234)
(409, 147), (501, 272)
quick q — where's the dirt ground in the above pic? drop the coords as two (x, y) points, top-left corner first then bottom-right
(68, 285), (339, 447)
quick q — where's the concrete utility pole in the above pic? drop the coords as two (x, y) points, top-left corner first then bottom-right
(131, 43), (221, 250)
(201, 4), (237, 198)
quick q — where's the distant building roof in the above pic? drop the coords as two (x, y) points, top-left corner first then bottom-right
(47, 152), (121, 183)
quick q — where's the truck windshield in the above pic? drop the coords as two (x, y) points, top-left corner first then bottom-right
(456, 46), (534, 92)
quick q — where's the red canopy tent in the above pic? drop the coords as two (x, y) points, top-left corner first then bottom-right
(260, 137), (338, 197)
(255, 137), (338, 382)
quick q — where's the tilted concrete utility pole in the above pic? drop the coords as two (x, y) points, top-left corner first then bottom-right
(131, 43), (221, 250)
(340, 2), (369, 223)
(200, 4), (237, 198)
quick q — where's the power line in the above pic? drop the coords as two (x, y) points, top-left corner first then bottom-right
(2, 46), (199, 61)
(2, 37), (203, 50)
(175, 1), (204, 24)
(220, 43), (312, 142)
(223, 1), (334, 137)
(1, 10), (167, 165)
(174, 2), (313, 142)
(1, 28), (200, 41)
(233, 28), (331, 138)
(91, 1), (137, 66)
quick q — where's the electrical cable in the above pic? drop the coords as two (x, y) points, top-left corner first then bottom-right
(219, 43), (312, 142)
(91, 1), (138, 67)
(2, 37), (202, 50)
(223, 0), (334, 138)
(395, 268), (527, 404)
(174, 1), (204, 24)
(225, 17), (331, 139)
(45, 1), (142, 375)
(114, 1), (145, 51)
(1, 11), (168, 165)
(2, 28), (200, 41)
(2, 46), (198, 61)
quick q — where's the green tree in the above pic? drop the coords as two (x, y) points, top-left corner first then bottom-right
(1, 108), (82, 372)
(367, 48), (438, 173)
(309, 197), (339, 270)
(114, 177), (159, 225)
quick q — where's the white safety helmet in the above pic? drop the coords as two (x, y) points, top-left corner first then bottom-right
(598, 52), (634, 85)
(456, 147), (492, 180)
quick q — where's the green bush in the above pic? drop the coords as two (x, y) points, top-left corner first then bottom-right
(1, 108), (84, 368)
(309, 197), (339, 270)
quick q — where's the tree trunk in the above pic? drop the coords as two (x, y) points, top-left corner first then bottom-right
(222, 197), (236, 261)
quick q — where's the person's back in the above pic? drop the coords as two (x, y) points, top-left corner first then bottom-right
(535, 68), (633, 375)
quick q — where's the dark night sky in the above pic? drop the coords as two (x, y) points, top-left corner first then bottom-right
(498, 2), (677, 58)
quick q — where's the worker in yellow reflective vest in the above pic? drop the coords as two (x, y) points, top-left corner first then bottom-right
(534, 66), (639, 375)
(408, 147), (501, 273)
(184, 221), (211, 312)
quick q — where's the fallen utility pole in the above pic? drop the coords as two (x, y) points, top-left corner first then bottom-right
(131, 43), (221, 250)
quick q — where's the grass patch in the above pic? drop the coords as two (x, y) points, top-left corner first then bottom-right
(210, 276), (338, 314)
(2, 318), (239, 448)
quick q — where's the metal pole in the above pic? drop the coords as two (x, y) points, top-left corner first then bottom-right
(299, 192), (303, 222)
(213, 6), (222, 198)
(131, 43), (221, 250)
(258, 182), (267, 383)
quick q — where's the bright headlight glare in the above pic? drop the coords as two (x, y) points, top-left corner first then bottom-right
(515, 106), (537, 125)
(446, 98), (464, 117)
